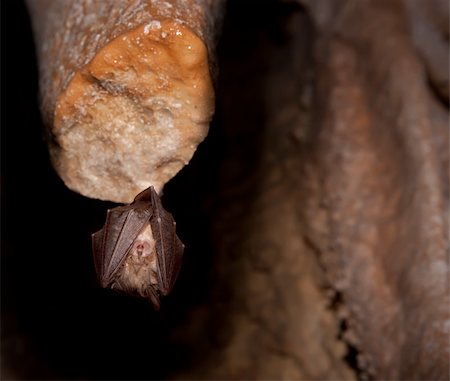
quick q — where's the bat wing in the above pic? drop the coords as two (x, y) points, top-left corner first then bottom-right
(149, 188), (184, 296)
(93, 206), (152, 287)
(133, 186), (154, 203)
(92, 229), (105, 280)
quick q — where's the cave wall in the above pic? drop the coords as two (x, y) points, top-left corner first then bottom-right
(2, 0), (448, 380)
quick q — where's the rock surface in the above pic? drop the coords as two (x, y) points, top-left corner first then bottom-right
(6, 0), (448, 379)
(27, 0), (224, 202)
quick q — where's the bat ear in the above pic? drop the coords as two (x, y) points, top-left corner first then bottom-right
(134, 186), (157, 203)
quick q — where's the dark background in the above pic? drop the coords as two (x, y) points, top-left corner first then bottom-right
(1, 0), (219, 378)
(1, 0), (302, 379)
(3, 1), (445, 379)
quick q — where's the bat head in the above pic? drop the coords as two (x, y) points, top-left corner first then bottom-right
(92, 186), (184, 309)
(110, 223), (161, 302)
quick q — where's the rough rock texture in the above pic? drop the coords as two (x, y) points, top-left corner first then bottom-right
(405, 0), (449, 102)
(27, 0), (224, 202)
(169, 4), (357, 379)
(3, 0), (448, 379)
(171, 1), (449, 379)
(298, 0), (449, 378)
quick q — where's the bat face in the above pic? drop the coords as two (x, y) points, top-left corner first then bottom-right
(92, 186), (184, 309)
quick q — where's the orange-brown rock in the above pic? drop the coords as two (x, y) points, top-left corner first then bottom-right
(27, 0), (224, 202)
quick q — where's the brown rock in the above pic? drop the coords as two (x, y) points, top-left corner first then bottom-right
(27, 0), (224, 202)
(301, 0), (449, 378)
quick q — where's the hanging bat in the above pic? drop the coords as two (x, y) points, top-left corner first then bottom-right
(92, 186), (184, 309)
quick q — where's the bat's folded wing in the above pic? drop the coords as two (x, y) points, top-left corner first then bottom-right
(96, 207), (152, 286)
(166, 229), (184, 295)
(92, 229), (105, 283)
(133, 186), (155, 203)
(150, 190), (184, 296)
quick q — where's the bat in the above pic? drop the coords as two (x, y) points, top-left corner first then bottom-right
(92, 186), (184, 309)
